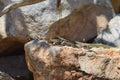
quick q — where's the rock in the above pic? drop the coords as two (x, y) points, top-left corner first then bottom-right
(0, 0), (114, 42)
(24, 40), (120, 80)
(0, 1), (2, 5)
(0, 0), (115, 57)
(0, 0), (114, 56)
(46, 4), (113, 42)
(94, 15), (120, 47)
(0, 71), (14, 80)
(1, 0), (69, 41)
(0, 3), (7, 40)
(0, 15), (7, 39)
(0, 37), (25, 56)
(0, 0), (117, 80)
(105, 57), (120, 79)
(0, 55), (33, 80)
(111, 0), (120, 14)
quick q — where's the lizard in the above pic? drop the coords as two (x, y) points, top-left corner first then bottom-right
(49, 36), (116, 49)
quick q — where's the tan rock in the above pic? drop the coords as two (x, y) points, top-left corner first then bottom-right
(25, 40), (120, 80)
(94, 15), (120, 47)
(0, 15), (7, 39)
(105, 57), (120, 79)
(46, 4), (113, 42)
(0, 0), (114, 56)
(0, 55), (32, 80)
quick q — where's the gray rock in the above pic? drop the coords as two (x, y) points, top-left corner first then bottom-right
(0, 0), (114, 41)
(94, 15), (120, 47)
(0, 71), (14, 80)
(24, 40), (120, 80)
(0, 55), (32, 80)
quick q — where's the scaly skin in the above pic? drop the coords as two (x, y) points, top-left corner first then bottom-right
(50, 36), (116, 49)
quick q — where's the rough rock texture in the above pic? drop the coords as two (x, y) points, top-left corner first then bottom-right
(46, 4), (113, 42)
(0, 0), (114, 41)
(0, 0), (118, 80)
(0, 71), (14, 80)
(25, 40), (120, 80)
(0, 0), (115, 58)
(0, 0), (114, 55)
(94, 15), (120, 47)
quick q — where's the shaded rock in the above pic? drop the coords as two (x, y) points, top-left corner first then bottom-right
(94, 15), (120, 47)
(0, 55), (33, 80)
(0, 71), (14, 80)
(46, 4), (113, 42)
(24, 40), (120, 80)
(0, 37), (25, 56)
(111, 0), (120, 14)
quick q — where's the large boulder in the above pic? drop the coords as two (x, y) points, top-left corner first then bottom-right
(46, 4), (113, 42)
(0, 0), (114, 41)
(24, 40), (120, 80)
(0, 0), (114, 55)
(94, 15), (120, 47)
